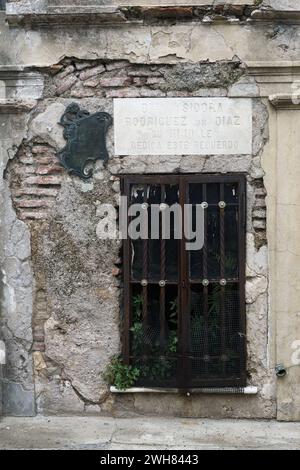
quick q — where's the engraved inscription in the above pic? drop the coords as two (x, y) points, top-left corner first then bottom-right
(114, 98), (252, 156)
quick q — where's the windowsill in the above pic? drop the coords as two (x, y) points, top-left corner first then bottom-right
(110, 386), (258, 395)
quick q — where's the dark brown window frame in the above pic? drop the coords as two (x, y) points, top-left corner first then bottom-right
(121, 174), (247, 390)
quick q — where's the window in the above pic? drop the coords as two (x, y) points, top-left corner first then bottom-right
(121, 174), (246, 389)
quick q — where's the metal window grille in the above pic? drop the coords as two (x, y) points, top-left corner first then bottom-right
(122, 174), (246, 389)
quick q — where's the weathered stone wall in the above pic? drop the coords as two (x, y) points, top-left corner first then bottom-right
(1, 56), (274, 417)
(2, 1), (300, 420)
(0, 110), (35, 416)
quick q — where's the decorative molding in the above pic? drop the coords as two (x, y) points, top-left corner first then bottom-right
(8, 1), (300, 27)
(269, 94), (300, 110)
(6, 4), (129, 26)
(0, 69), (44, 101)
(0, 99), (37, 114)
(251, 8), (300, 22)
(247, 63), (300, 98)
(248, 62), (300, 79)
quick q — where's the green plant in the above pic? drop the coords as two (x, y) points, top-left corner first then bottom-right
(115, 295), (180, 386)
(103, 356), (140, 391)
(130, 321), (144, 356)
(167, 330), (178, 353)
(132, 294), (143, 321)
(169, 298), (178, 327)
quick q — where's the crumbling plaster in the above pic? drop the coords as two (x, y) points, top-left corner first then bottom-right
(0, 51), (275, 417)
(1, 1), (300, 419)
(2, 8), (300, 68)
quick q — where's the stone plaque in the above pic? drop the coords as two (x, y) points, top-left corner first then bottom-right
(114, 98), (252, 156)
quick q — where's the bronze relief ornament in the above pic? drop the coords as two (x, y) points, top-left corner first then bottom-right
(57, 103), (112, 179)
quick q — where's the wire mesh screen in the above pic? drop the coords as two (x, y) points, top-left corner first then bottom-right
(130, 285), (178, 387)
(189, 284), (243, 386)
(123, 176), (246, 389)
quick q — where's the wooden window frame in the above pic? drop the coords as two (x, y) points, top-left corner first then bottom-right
(121, 174), (247, 389)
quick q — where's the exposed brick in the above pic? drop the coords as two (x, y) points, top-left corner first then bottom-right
(127, 67), (161, 77)
(111, 267), (121, 276)
(8, 143), (64, 222)
(75, 61), (92, 71)
(215, 5), (225, 14)
(142, 6), (193, 18)
(16, 199), (52, 209)
(37, 157), (58, 165)
(20, 211), (49, 220)
(14, 165), (35, 175)
(82, 77), (101, 88)
(133, 77), (147, 87)
(146, 77), (165, 86)
(31, 145), (54, 155)
(79, 64), (105, 81)
(252, 209), (266, 219)
(32, 342), (46, 352)
(106, 61), (129, 71)
(228, 5), (244, 17)
(253, 219), (266, 230)
(33, 335), (45, 343)
(36, 165), (63, 175)
(139, 88), (166, 97)
(56, 75), (78, 96)
(49, 64), (64, 76)
(55, 64), (75, 80)
(99, 77), (132, 88)
(105, 87), (140, 98)
(70, 87), (96, 98)
(254, 198), (266, 209)
(14, 188), (59, 197)
(25, 175), (63, 186)
(255, 187), (267, 197)
(33, 328), (45, 338)
(18, 156), (35, 165)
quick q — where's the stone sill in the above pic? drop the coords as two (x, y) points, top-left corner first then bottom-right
(110, 386), (258, 394)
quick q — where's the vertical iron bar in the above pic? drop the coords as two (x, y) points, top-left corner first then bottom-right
(123, 178), (131, 365)
(238, 177), (247, 385)
(142, 184), (148, 325)
(160, 185), (166, 352)
(220, 183), (226, 376)
(202, 184), (209, 376)
(178, 178), (189, 389)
